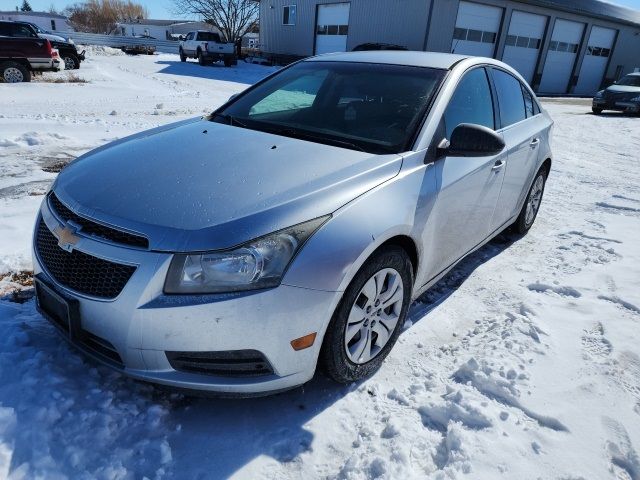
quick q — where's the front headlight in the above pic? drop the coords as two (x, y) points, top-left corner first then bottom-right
(164, 216), (329, 294)
(594, 90), (605, 98)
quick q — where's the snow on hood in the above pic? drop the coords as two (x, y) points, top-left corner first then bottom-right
(53, 118), (402, 252)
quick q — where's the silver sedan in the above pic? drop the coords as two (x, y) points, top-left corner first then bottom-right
(32, 51), (553, 395)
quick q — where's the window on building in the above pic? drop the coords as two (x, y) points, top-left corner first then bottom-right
(444, 68), (495, 139)
(51, 19), (56, 30)
(452, 27), (497, 45)
(283, 5), (297, 25)
(492, 69), (526, 128)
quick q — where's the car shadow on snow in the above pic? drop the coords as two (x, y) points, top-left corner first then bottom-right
(155, 59), (276, 86)
(1, 232), (518, 478)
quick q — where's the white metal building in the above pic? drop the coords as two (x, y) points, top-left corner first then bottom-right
(257, 0), (640, 95)
(0, 10), (74, 32)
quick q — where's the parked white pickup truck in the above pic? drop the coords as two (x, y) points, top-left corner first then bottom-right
(179, 31), (236, 67)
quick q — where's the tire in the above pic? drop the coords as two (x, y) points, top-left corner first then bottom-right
(197, 50), (208, 66)
(592, 107), (603, 114)
(224, 56), (232, 67)
(320, 246), (413, 383)
(0, 61), (30, 83)
(63, 54), (79, 70)
(512, 167), (548, 235)
(179, 49), (186, 62)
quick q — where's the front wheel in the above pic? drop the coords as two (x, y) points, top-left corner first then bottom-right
(592, 107), (603, 114)
(0, 61), (30, 83)
(63, 54), (79, 70)
(179, 49), (186, 62)
(512, 168), (547, 235)
(320, 246), (413, 383)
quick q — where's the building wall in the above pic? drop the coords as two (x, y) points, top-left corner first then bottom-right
(0, 12), (74, 32)
(259, 0), (432, 56)
(258, 0), (640, 93)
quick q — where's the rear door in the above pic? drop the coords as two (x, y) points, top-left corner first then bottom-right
(424, 67), (506, 280)
(489, 68), (542, 229)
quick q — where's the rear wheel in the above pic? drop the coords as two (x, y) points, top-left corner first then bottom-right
(321, 246), (413, 383)
(513, 167), (547, 235)
(179, 49), (186, 62)
(224, 56), (232, 67)
(197, 50), (208, 66)
(592, 107), (603, 114)
(0, 61), (30, 83)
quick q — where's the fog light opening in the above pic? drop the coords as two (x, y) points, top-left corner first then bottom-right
(291, 332), (317, 351)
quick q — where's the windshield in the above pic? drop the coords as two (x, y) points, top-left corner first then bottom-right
(616, 75), (640, 87)
(214, 61), (447, 154)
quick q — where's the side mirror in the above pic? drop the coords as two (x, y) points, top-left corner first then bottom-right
(228, 93), (240, 102)
(440, 123), (505, 157)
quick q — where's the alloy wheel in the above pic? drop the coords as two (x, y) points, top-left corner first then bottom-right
(525, 174), (545, 227)
(64, 56), (76, 70)
(344, 268), (404, 364)
(3, 67), (24, 83)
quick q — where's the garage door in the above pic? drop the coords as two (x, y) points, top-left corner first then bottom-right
(451, 1), (503, 57)
(315, 3), (350, 55)
(538, 19), (585, 93)
(574, 26), (617, 95)
(501, 11), (547, 84)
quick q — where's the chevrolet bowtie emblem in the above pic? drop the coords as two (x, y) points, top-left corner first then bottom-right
(53, 223), (80, 252)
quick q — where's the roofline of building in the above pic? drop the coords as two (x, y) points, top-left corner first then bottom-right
(518, 0), (640, 28)
(0, 10), (68, 19)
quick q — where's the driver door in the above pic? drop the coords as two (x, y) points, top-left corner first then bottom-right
(422, 67), (507, 281)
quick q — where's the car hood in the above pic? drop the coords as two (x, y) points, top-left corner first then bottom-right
(605, 85), (640, 94)
(53, 118), (403, 252)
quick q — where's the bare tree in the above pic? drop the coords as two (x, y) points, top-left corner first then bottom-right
(64, 0), (148, 34)
(172, 0), (259, 42)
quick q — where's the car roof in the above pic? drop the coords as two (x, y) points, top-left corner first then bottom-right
(306, 51), (470, 70)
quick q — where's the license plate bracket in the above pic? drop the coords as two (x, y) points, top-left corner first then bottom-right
(35, 276), (84, 342)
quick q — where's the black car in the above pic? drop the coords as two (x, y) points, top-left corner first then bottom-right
(592, 73), (640, 115)
(352, 43), (408, 51)
(0, 20), (85, 70)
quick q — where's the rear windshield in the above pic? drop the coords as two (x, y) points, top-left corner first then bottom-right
(196, 32), (221, 42)
(616, 75), (640, 87)
(214, 61), (447, 154)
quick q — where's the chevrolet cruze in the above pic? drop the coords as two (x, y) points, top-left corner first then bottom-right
(33, 51), (553, 395)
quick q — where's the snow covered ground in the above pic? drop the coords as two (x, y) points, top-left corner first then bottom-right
(0, 48), (639, 480)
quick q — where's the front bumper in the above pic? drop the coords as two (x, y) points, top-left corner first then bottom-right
(33, 198), (340, 395)
(593, 97), (640, 113)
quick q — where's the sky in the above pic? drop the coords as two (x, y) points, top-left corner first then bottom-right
(0, 0), (639, 19)
(0, 0), (186, 18)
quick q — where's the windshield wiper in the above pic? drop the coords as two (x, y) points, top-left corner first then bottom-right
(265, 126), (369, 153)
(212, 113), (248, 128)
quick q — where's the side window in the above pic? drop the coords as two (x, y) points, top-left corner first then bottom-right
(283, 5), (297, 25)
(522, 84), (535, 118)
(492, 69), (526, 127)
(11, 24), (36, 37)
(249, 69), (329, 116)
(443, 68), (495, 139)
(186, 33), (194, 41)
(0, 23), (9, 36)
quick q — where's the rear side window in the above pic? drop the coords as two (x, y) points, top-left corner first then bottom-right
(492, 69), (526, 127)
(522, 85), (535, 118)
(443, 68), (495, 139)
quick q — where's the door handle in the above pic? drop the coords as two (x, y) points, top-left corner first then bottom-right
(492, 159), (505, 171)
(530, 138), (540, 148)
